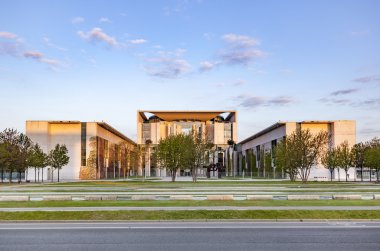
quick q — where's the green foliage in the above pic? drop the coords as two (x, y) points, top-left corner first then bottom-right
(364, 138), (380, 181)
(155, 134), (193, 182)
(321, 146), (339, 181)
(275, 129), (329, 183)
(155, 132), (213, 182)
(0, 129), (32, 183)
(336, 141), (353, 182)
(48, 144), (70, 182)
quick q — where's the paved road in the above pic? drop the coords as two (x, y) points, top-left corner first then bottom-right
(0, 221), (379, 250)
(1, 206), (380, 211)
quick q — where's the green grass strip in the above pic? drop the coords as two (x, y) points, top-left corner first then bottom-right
(0, 210), (379, 221)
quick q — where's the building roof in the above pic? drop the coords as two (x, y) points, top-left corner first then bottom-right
(26, 120), (136, 145)
(239, 122), (285, 145)
(238, 120), (355, 145)
(138, 110), (236, 122)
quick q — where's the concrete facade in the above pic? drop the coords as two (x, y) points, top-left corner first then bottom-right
(26, 121), (137, 181)
(238, 121), (356, 181)
(137, 111), (238, 177)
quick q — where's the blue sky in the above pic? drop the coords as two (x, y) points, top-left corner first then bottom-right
(1, 0), (379, 142)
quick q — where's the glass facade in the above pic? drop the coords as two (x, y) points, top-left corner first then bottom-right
(80, 122), (86, 166)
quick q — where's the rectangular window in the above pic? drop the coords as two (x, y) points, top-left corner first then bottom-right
(81, 122), (87, 166)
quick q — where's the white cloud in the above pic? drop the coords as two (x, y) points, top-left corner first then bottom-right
(199, 61), (217, 72)
(145, 57), (190, 79)
(24, 51), (60, 66)
(71, 16), (84, 24)
(77, 27), (118, 46)
(42, 37), (67, 51)
(99, 17), (111, 23)
(0, 31), (18, 39)
(145, 49), (191, 79)
(199, 33), (264, 72)
(129, 39), (148, 44)
(223, 34), (260, 47)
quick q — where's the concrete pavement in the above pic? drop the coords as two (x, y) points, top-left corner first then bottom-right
(1, 206), (380, 211)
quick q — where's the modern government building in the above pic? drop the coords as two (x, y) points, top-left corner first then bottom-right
(25, 111), (358, 181)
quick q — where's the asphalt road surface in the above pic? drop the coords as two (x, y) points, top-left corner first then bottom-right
(0, 221), (379, 251)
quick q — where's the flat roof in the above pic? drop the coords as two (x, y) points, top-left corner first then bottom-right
(138, 110), (236, 122)
(26, 120), (136, 145)
(239, 122), (285, 145)
(239, 120), (355, 145)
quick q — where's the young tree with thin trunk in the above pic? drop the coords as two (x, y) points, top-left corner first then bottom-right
(48, 144), (69, 182)
(28, 143), (48, 183)
(364, 138), (380, 182)
(352, 142), (366, 182)
(321, 146), (339, 181)
(189, 132), (213, 182)
(337, 141), (353, 182)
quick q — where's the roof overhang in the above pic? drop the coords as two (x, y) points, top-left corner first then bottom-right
(138, 110), (236, 122)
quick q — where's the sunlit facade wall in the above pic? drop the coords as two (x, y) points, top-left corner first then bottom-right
(25, 121), (137, 181)
(237, 120), (356, 181)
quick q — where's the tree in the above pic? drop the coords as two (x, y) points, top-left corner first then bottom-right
(321, 146), (339, 181)
(275, 138), (298, 181)
(275, 129), (328, 183)
(242, 154), (246, 177)
(364, 138), (380, 182)
(156, 134), (193, 182)
(0, 129), (32, 183)
(264, 151), (272, 178)
(352, 142), (367, 182)
(48, 144), (69, 182)
(28, 143), (48, 183)
(188, 132), (213, 182)
(336, 141), (353, 182)
(227, 139), (235, 176)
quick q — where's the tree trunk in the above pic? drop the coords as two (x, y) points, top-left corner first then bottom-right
(41, 168), (43, 183)
(370, 168), (372, 182)
(338, 168), (340, 182)
(1, 168), (3, 183)
(9, 168), (12, 183)
(171, 169), (176, 182)
(330, 169), (333, 182)
(51, 169), (54, 182)
(58, 168), (60, 182)
(360, 166), (363, 182)
(345, 169), (348, 182)
(35, 168), (37, 183)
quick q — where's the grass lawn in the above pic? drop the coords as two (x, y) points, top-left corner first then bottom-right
(0, 210), (379, 221)
(1, 200), (380, 208)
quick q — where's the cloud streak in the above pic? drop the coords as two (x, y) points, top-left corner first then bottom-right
(77, 27), (118, 47)
(24, 51), (60, 66)
(330, 88), (359, 96)
(353, 75), (380, 84)
(237, 95), (294, 109)
(129, 39), (147, 45)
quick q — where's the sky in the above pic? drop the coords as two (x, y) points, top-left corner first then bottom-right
(0, 0), (379, 142)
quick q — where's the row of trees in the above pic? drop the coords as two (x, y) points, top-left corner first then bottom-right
(155, 132), (213, 182)
(0, 129), (69, 183)
(275, 129), (380, 183)
(322, 138), (380, 182)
